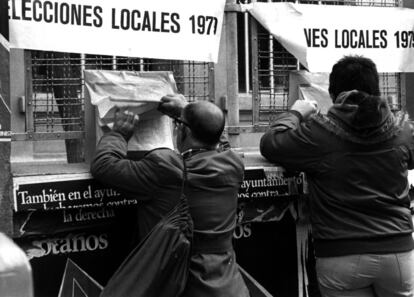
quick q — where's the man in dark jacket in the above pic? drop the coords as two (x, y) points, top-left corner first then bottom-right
(260, 56), (414, 297)
(91, 96), (249, 297)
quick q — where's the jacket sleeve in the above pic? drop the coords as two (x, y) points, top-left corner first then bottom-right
(90, 131), (166, 199)
(406, 121), (414, 170)
(260, 111), (320, 173)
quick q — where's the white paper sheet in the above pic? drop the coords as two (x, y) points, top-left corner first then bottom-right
(85, 70), (177, 150)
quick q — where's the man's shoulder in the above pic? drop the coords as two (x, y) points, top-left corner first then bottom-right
(309, 113), (342, 136)
(143, 148), (183, 181)
(213, 149), (245, 173)
(144, 147), (181, 161)
(223, 148), (243, 162)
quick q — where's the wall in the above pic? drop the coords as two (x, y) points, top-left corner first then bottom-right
(403, 1), (414, 119)
(0, 27), (12, 235)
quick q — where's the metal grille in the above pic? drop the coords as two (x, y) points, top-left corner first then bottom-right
(237, 0), (402, 125)
(257, 25), (297, 123)
(30, 52), (83, 135)
(28, 51), (212, 162)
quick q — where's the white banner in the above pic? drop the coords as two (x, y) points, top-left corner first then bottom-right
(244, 3), (414, 73)
(9, 0), (226, 62)
(0, 34), (9, 52)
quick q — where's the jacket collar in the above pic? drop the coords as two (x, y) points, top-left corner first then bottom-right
(312, 90), (400, 144)
(181, 148), (208, 159)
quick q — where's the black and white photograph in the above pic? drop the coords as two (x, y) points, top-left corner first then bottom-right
(0, 0), (413, 296)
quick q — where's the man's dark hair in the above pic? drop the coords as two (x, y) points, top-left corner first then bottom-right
(183, 101), (225, 145)
(329, 55), (380, 102)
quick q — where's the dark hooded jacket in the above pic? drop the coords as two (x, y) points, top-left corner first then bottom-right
(260, 91), (414, 257)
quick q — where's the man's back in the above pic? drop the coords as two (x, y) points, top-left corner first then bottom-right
(134, 147), (244, 239)
(260, 93), (414, 257)
(261, 55), (414, 297)
(91, 131), (249, 297)
(304, 115), (413, 256)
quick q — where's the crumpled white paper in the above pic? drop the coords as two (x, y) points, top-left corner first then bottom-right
(85, 70), (177, 151)
(289, 71), (332, 115)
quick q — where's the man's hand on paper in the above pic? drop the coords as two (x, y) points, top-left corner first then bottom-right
(291, 100), (318, 121)
(158, 94), (188, 118)
(113, 108), (139, 140)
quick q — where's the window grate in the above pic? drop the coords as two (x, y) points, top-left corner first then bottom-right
(237, 0), (401, 126)
(29, 51), (211, 135)
(257, 29), (297, 123)
(31, 52), (84, 135)
(27, 51), (212, 163)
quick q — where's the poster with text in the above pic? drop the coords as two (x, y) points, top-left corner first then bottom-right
(9, 0), (226, 62)
(243, 3), (414, 72)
